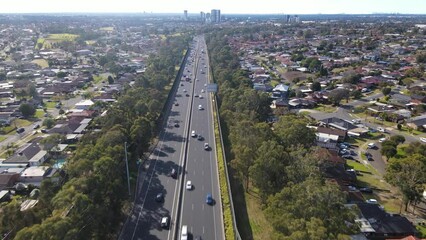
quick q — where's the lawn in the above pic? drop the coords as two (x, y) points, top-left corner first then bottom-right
(35, 109), (45, 119)
(0, 135), (6, 142)
(14, 119), (32, 127)
(37, 33), (79, 49)
(417, 225), (426, 238)
(93, 75), (105, 84)
(45, 101), (56, 109)
(313, 104), (337, 113)
(346, 160), (402, 213)
(32, 59), (49, 68)
(99, 27), (114, 31)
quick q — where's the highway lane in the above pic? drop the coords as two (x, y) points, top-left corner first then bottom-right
(119, 41), (198, 240)
(179, 36), (224, 240)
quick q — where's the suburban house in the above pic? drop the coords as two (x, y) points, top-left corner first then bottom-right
(319, 117), (369, 137)
(356, 203), (418, 240)
(3, 143), (48, 167)
(0, 172), (20, 191)
(19, 166), (56, 186)
(407, 115), (426, 130)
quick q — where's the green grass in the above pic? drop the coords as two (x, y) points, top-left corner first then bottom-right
(35, 109), (45, 119)
(45, 101), (56, 109)
(31, 59), (49, 68)
(99, 27), (114, 31)
(346, 160), (401, 212)
(417, 225), (426, 238)
(93, 75), (105, 84)
(14, 119), (32, 127)
(313, 104), (337, 113)
(0, 135), (6, 142)
(37, 34), (79, 49)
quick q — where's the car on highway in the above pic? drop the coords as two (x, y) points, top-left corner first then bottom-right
(161, 216), (170, 229)
(191, 130), (196, 137)
(186, 93), (190, 97)
(155, 193), (164, 202)
(420, 137), (426, 143)
(181, 225), (188, 240)
(174, 102), (179, 106)
(183, 89), (187, 92)
(198, 105), (203, 110)
(206, 193), (213, 205)
(174, 123), (180, 128)
(204, 143), (210, 151)
(197, 134), (203, 141)
(186, 180), (192, 190)
(170, 168), (177, 179)
(201, 89), (205, 93)
(199, 95), (203, 99)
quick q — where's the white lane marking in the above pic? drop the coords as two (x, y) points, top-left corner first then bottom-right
(131, 137), (165, 240)
(203, 226), (205, 234)
(202, 170), (204, 176)
(192, 204), (194, 211)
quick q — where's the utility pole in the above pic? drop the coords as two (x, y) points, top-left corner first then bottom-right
(124, 142), (131, 196)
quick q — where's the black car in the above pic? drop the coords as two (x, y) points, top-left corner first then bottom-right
(365, 152), (373, 161)
(16, 128), (25, 134)
(186, 94), (190, 97)
(155, 193), (164, 202)
(197, 134), (203, 141)
(360, 187), (373, 193)
(174, 123), (180, 128)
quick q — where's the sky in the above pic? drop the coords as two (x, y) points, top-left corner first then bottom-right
(1, 0), (426, 14)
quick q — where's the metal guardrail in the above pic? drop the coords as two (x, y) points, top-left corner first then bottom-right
(206, 49), (242, 239)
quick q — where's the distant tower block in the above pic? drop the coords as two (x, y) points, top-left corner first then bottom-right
(184, 10), (188, 21)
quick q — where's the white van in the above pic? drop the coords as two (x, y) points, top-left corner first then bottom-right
(181, 225), (188, 240)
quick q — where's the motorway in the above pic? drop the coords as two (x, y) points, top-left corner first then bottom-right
(119, 35), (224, 240)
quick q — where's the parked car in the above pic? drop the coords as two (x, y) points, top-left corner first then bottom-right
(33, 124), (40, 129)
(40, 129), (48, 133)
(367, 143), (376, 149)
(360, 187), (373, 193)
(420, 137), (426, 143)
(377, 127), (386, 133)
(366, 199), (378, 204)
(379, 137), (386, 143)
(16, 128), (25, 134)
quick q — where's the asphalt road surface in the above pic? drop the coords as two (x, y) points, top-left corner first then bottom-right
(119, 35), (224, 240)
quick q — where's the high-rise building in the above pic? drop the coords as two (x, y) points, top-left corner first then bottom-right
(211, 9), (221, 23)
(206, 12), (211, 22)
(200, 11), (206, 23)
(184, 10), (188, 21)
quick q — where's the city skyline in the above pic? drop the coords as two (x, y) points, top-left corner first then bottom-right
(1, 0), (426, 14)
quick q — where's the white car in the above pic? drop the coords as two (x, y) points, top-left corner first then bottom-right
(191, 130), (196, 137)
(420, 137), (426, 143)
(201, 89), (205, 93)
(186, 180), (192, 190)
(199, 95), (203, 99)
(198, 105), (203, 110)
(377, 127), (386, 133)
(379, 138), (386, 143)
(367, 143), (376, 149)
(366, 199), (378, 204)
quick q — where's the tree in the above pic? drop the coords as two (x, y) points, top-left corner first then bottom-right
(274, 115), (316, 149)
(311, 81), (321, 92)
(381, 144), (397, 159)
(265, 178), (356, 239)
(328, 89), (350, 106)
(390, 135), (405, 145)
(42, 118), (55, 129)
(19, 103), (36, 118)
(250, 140), (290, 197)
(107, 75), (114, 84)
(350, 90), (363, 99)
(382, 87), (392, 96)
(385, 154), (426, 211)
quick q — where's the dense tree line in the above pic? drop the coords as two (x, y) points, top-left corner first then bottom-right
(0, 34), (190, 239)
(206, 30), (356, 239)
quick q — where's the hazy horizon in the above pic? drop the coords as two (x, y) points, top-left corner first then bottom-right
(1, 0), (426, 15)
